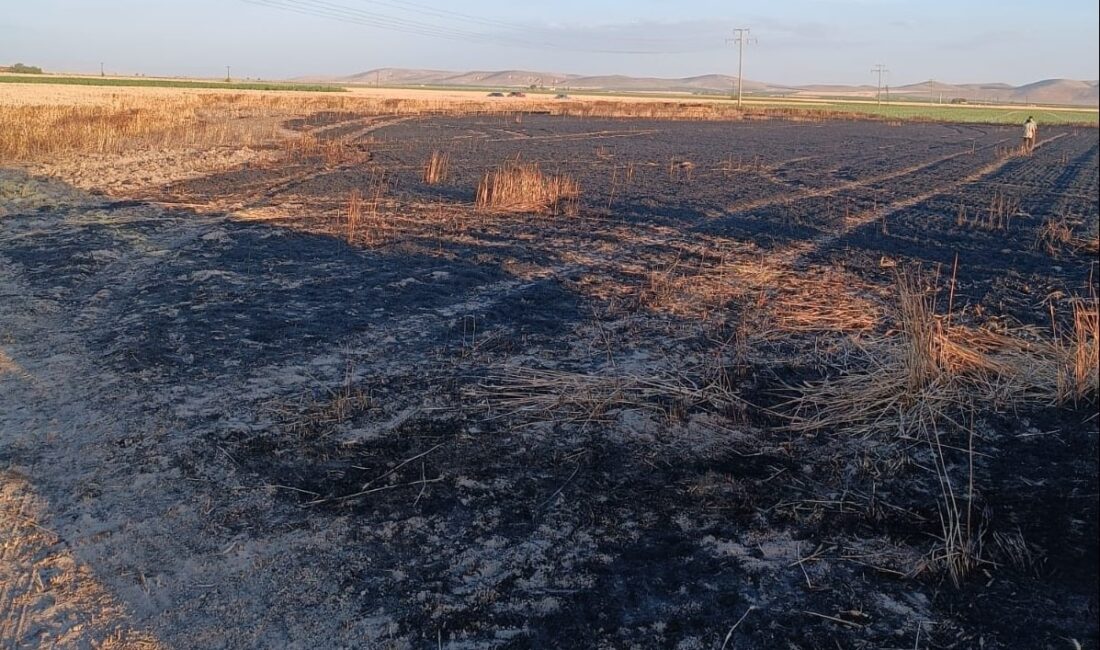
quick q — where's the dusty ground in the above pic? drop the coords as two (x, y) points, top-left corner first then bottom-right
(2, 102), (1098, 649)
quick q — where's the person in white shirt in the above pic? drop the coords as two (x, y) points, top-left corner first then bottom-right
(1023, 116), (1038, 154)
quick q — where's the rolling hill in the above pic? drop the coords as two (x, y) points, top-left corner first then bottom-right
(893, 79), (1099, 106)
(322, 68), (1100, 106)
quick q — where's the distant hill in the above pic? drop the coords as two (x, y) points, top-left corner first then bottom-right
(340, 68), (579, 87)
(325, 68), (783, 95)
(894, 79), (1099, 106)
(312, 68), (1100, 106)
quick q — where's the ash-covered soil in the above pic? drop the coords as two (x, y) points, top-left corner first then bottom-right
(2, 115), (1097, 649)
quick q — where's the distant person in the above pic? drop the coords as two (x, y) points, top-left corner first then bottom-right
(1023, 116), (1038, 154)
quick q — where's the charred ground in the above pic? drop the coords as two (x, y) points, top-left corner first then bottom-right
(1, 113), (1097, 649)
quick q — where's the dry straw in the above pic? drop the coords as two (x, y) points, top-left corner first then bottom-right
(466, 366), (742, 426)
(0, 94), (292, 161)
(476, 161), (580, 216)
(344, 189), (363, 244)
(1061, 297), (1099, 403)
(788, 270), (1096, 440)
(423, 150), (450, 185)
(788, 270), (1096, 585)
(1035, 214), (1099, 256)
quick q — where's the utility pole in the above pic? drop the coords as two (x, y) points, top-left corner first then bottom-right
(100, 62), (105, 77)
(225, 66), (231, 82)
(871, 64), (888, 105)
(729, 28), (756, 109)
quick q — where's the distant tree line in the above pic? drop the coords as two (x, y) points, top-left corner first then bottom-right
(2, 63), (44, 74)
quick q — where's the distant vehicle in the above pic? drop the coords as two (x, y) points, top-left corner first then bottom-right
(507, 91), (526, 98)
(554, 94), (571, 100)
(487, 92), (505, 97)
(950, 98), (968, 105)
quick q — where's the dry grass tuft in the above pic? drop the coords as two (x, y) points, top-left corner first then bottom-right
(1081, 231), (1100, 255)
(1035, 215), (1075, 255)
(955, 204), (968, 228)
(720, 155), (764, 177)
(280, 135), (366, 167)
(1035, 214), (1099, 257)
(283, 134), (320, 162)
(321, 139), (362, 167)
(773, 296), (881, 333)
(787, 271), (1088, 439)
(634, 257), (759, 319)
(771, 268), (883, 334)
(979, 191), (1020, 230)
(668, 159), (696, 182)
(342, 171), (391, 246)
(345, 189), (363, 244)
(476, 161), (580, 216)
(263, 368), (373, 438)
(921, 423), (985, 587)
(785, 273), (964, 438)
(634, 255), (882, 330)
(785, 272), (1099, 586)
(1059, 298), (1099, 403)
(423, 150), (451, 185)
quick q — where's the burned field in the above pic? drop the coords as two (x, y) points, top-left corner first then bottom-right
(1, 110), (1098, 649)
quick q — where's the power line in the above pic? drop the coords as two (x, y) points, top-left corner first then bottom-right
(344, 0), (554, 33)
(335, 0), (706, 46)
(240, 0), (721, 54)
(244, 0), (563, 49)
(728, 28), (756, 109)
(244, 0), (510, 43)
(871, 63), (888, 105)
(322, 0), (712, 48)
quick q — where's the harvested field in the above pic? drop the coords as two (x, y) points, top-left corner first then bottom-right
(2, 90), (1098, 649)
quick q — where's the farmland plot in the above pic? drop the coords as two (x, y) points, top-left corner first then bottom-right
(2, 111), (1097, 649)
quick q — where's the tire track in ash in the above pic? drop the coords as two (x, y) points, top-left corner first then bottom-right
(230, 115), (414, 210)
(710, 137), (1013, 217)
(1018, 140), (1099, 219)
(483, 129), (661, 143)
(784, 132), (1071, 263)
(662, 134), (1074, 316)
(158, 115), (413, 214)
(309, 114), (392, 140)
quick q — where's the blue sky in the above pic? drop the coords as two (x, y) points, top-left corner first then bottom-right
(2, 1), (1097, 85)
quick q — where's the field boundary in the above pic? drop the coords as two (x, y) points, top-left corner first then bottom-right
(0, 75), (346, 93)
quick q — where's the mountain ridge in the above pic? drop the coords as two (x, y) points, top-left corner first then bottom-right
(310, 68), (1099, 106)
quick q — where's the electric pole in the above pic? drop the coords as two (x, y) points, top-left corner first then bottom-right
(100, 62), (105, 77)
(226, 66), (231, 82)
(729, 28), (756, 109)
(871, 64), (888, 105)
